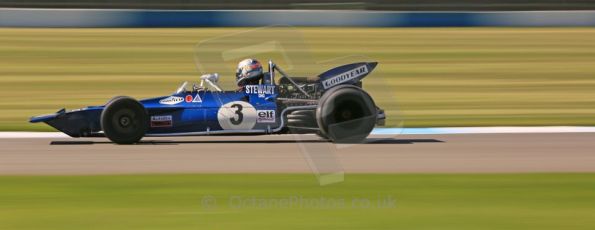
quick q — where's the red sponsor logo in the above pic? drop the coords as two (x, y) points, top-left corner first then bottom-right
(150, 115), (173, 128)
(185, 95), (193, 103)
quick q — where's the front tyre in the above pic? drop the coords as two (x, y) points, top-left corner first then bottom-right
(101, 97), (148, 144)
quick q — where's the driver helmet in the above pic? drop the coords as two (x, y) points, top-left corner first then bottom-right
(236, 58), (263, 87)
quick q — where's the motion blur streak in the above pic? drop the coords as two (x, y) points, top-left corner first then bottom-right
(1, 9), (595, 27)
(1, 28), (595, 130)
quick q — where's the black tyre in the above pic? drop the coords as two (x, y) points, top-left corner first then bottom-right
(101, 97), (148, 144)
(105, 96), (127, 105)
(316, 85), (377, 143)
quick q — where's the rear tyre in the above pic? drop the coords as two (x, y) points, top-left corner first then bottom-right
(101, 97), (148, 144)
(316, 85), (377, 143)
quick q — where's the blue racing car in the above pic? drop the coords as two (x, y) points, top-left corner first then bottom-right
(30, 59), (385, 144)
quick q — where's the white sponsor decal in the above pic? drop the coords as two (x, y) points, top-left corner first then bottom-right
(257, 110), (275, 123)
(192, 94), (202, 103)
(322, 65), (369, 89)
(245, 85), (276, 98)
(159, 96), (183, 105)
(150, 115), (173, 127)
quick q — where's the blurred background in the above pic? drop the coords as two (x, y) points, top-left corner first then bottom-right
(2, 0), (595, 10)
(0, 0), (594, 131)
(2, 2), (595, 230)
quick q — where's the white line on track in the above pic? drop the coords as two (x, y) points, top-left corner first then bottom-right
(2, 126), (595, 138)
(373, 126), (595, 135)
(0, 132), (70, 138)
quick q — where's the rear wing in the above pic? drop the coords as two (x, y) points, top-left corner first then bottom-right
(317, 62), (378, 90)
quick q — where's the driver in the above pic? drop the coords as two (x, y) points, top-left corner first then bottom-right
(236, 58), (264, 90)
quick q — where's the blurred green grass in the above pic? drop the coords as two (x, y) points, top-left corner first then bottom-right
(1, 28), (595, 131)
(0, 173), (594, 230)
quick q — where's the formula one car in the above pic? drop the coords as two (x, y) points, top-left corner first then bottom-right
(30, 61), (385, 144)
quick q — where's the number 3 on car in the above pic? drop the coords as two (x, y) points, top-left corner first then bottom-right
(217, 101), (257, 130)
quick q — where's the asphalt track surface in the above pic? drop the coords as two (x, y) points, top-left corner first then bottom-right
(1, 133), (594, 175)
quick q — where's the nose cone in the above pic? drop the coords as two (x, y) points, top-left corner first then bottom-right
(30, 108), (65, 123)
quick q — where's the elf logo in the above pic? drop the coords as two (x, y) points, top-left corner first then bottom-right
(257, 110), (275, 123)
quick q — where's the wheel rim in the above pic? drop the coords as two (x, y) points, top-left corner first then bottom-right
(119, 116), (131, 127)
(332, 100), (364, 124)
(340, 110), (353, 120)
(112, 109), (136, 133)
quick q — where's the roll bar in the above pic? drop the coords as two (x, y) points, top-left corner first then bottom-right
(268, 60), (309, 97)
